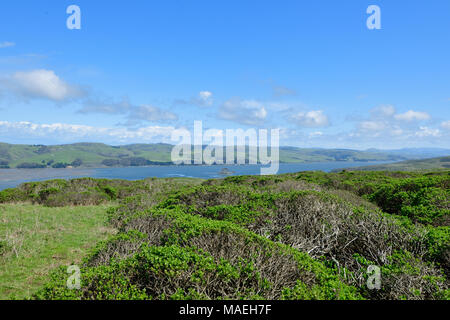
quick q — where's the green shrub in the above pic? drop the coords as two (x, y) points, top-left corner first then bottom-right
(12, 170), (449, 300)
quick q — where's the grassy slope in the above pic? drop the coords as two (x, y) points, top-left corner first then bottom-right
(0, 204), (115, 299)
(344, 156), (450, 172)
(0, 142), (434, 168)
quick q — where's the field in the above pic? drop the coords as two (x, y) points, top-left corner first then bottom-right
(0, 171), (448, 300)
(0, 204), (115, 299)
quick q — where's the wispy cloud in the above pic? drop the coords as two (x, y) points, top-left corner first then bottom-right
(0, 120), (176, 144)
(125, 105), (178, 124)
(175, 91), (214, 107)
(78, 98), (132, 115)
(370, 105), (396, 119)
(441, 120), (450, 130)
(265, 79), (296, 98)
(0, 53), (47, 66)
(289, 110), (330, 128)
(359, 121), (386, 132)
(272, 85), (296, 97)
(394, 110), (431, 122)
(0, 41), (15, 48)
(79, 98), (178, 126)
(356, 94), (368, 100)
(217, 98), (267, 126)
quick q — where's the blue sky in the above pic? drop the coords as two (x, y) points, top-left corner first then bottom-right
(0, 0), (449, 149)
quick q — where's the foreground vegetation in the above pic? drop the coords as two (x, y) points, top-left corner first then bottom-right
(0, 204), (114, 299)
(0, 171), (448, 300)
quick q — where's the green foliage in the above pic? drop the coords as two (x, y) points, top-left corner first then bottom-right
(36, 211), (363, 300)
(52, 162), (68, 169)
(366, 177), (449, 224)
(1, 170), (447, 300)
(0, 177), (202, 207)
(16, 162), (46, 169)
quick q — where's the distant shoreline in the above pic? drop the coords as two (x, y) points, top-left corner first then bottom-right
(0, 159), (397, 170)
(0, 161), (396, 191)
(3, 142), (446, 170)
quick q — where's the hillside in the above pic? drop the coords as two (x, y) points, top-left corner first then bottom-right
(1, 142), (447, 169)
(341, 156), (450, 172)
(0, 142), (174, 169)
(0, 171), (448, 300)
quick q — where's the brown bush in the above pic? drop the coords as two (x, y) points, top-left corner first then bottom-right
(184, 231), (312, 299)
(88, 216), (172, 267)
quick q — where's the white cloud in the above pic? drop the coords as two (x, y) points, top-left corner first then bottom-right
(415, 126), (441, 138)
(441, 120), (450, 130)
(2, 69), (83, 102)
(353, 106), (437, 141)
(128, 105), (178, 122)
(370, 105), (396, 118)
(390, 127), (404, 136)
(218, 98), (267, 125)
(175, 91), (214, 107)
(290, 110), (329, 127)
(199, 91), (212, 100)
(198, 91), (213, 107)
(359, 121), (386, 131)
(394, 110), (431, 122)
(0, 41), (15, 48)
(0, 121), (176, 144)
(309, 131), (323, 138)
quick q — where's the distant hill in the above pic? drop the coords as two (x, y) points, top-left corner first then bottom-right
(365, 148), (450, 159)
(0, 142), (449, 169)
(340, 156), (450, 172)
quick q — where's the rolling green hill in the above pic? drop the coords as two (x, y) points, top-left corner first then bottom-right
(1, 142), (446, 169)
(342, 156), (450, 172)
(0, 142), (174, 168)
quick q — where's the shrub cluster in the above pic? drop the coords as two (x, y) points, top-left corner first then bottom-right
(32, 170), (449, 300)
(0, 177), (200, 207)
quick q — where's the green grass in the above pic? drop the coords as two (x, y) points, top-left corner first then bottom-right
(0, 203), (116, 299)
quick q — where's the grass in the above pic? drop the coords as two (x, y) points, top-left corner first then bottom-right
(0, 203), (115, 299)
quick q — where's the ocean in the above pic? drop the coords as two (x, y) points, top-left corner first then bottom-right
(0, 161), (391, 190)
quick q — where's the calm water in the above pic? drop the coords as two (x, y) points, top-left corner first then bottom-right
(0, 161), (392, 191)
